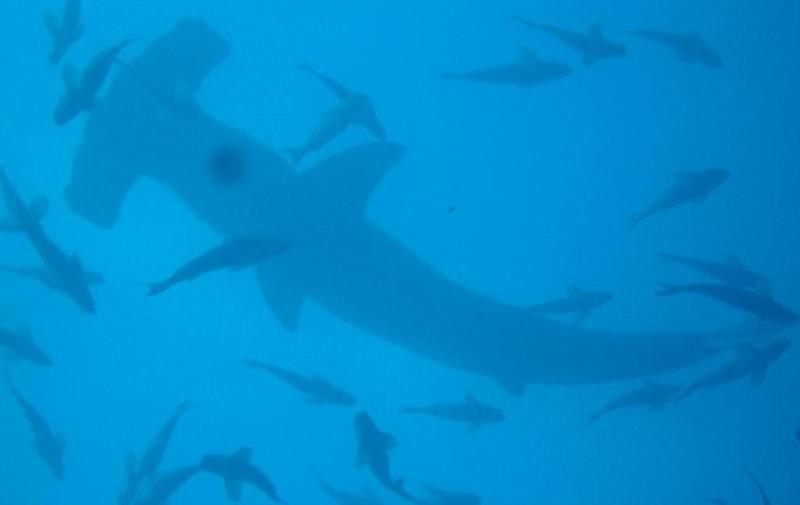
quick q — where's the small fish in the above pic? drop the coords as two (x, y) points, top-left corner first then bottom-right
(354, 412), (416, 501)
(148, 237), (289, 296)
(53, 39), (131, 125)
(244, 359), (356, 406)
(629, 168), (729, 229)
(4, 369), (65, 479)
(0, 167), (96, 313)
(284, 63), (386, 166)
(586, 381), (681, 425)
(658, 253), (769, 293)
(440, 46), (571, 88)
(401, 394), (504, 433)
(511, 16), (626, 66)
(44, 0), (83, 65)
(626, 29), (722, 67)
(119, 402), (191, 505)
(131, 465), (201, 505)
(528, 286), (613, 324)
(201, 446), (283, 503)
(657, 282), (796, 323)
(679, 340), (790, 399)
(0, 323), (53, 367)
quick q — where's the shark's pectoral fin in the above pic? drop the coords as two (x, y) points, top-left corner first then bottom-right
(224, 477), (244, 503)
(256, 260), (305, 332)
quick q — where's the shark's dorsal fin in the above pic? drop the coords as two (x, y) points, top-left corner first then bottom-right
(297, 142), (405, 220)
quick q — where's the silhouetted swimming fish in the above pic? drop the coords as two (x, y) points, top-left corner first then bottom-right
(201, 446), (283, 503)
(4, 369), (65, 479)
(586, 380), (681, 425)
(657, 282), (796, 323)
(0, 323), (53, 367)
(244, 359), (356, 406)
(44, 0), (82, 65)
(626, 29), (722, 67)
(511, 16), (626, 66)
(401, 394), (504, 434)
(440, 46), (571, 87)
(354, 412), (416, 501)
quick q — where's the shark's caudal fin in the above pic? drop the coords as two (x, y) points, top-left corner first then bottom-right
(256, 141), (405, 332)
(65, 19), (230, 228)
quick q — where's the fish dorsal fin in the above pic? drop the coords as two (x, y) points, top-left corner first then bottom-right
(517, 45), (541, 62)
(224, 477), (243, 502)
(61, 64), (79, 91)
(230, 446), (253, 464)
(28, 197), (49, 221)
(297, 142), (404, 221)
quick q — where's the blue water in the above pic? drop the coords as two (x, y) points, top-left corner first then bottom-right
(1, 1), (799, 504)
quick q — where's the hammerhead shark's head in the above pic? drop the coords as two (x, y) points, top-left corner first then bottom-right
(440, 46), (572, 87)
(64, 19), (792, 395)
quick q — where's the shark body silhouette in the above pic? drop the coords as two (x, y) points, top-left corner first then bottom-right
(64, 20), (792, 394)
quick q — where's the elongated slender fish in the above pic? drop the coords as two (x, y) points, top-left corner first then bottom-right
(0, 324), (53, 367)
(0, 167), (95, 313)
(659, 253), (768, 292)
(441, 46), (571, 87)
(586, 380), (681, 425)
(201, 447), (283, 503)
(657, 282), (796, 322)
(626, 29), (722, 67)
(528, 286), (613, 324)
(119, 402), (190, 505)
(131, 465), (201, 505)
(354, 412), (416, 501)
(401, 394), (504, 433)
(511, 16), (626, 66)
(629, 169), (729, 229)
(54, 39), (130, 125)
(285, 63), (386, 166)
(244, 359), (356, 406)
(44, 0), (82, 65)
(4, 369), (65, 479)
(679, 340), (790, 399)
(0, 265), (104, 298)
(148, 237), (289, 296)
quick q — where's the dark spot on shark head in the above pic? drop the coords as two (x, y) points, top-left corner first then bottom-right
(209, 146), (248, 186)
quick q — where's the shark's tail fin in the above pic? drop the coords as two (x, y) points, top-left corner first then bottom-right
(147, 281), (170, 297)
(656, 283), (682, 297)
(585, 410), (604, 426)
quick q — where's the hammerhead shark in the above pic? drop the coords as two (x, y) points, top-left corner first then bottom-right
(64, 19), (792, 395)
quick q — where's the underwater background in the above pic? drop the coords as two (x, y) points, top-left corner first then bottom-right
(1, 0), (799, 504)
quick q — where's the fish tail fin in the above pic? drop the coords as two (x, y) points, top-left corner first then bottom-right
(656, 283), (681, 297)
